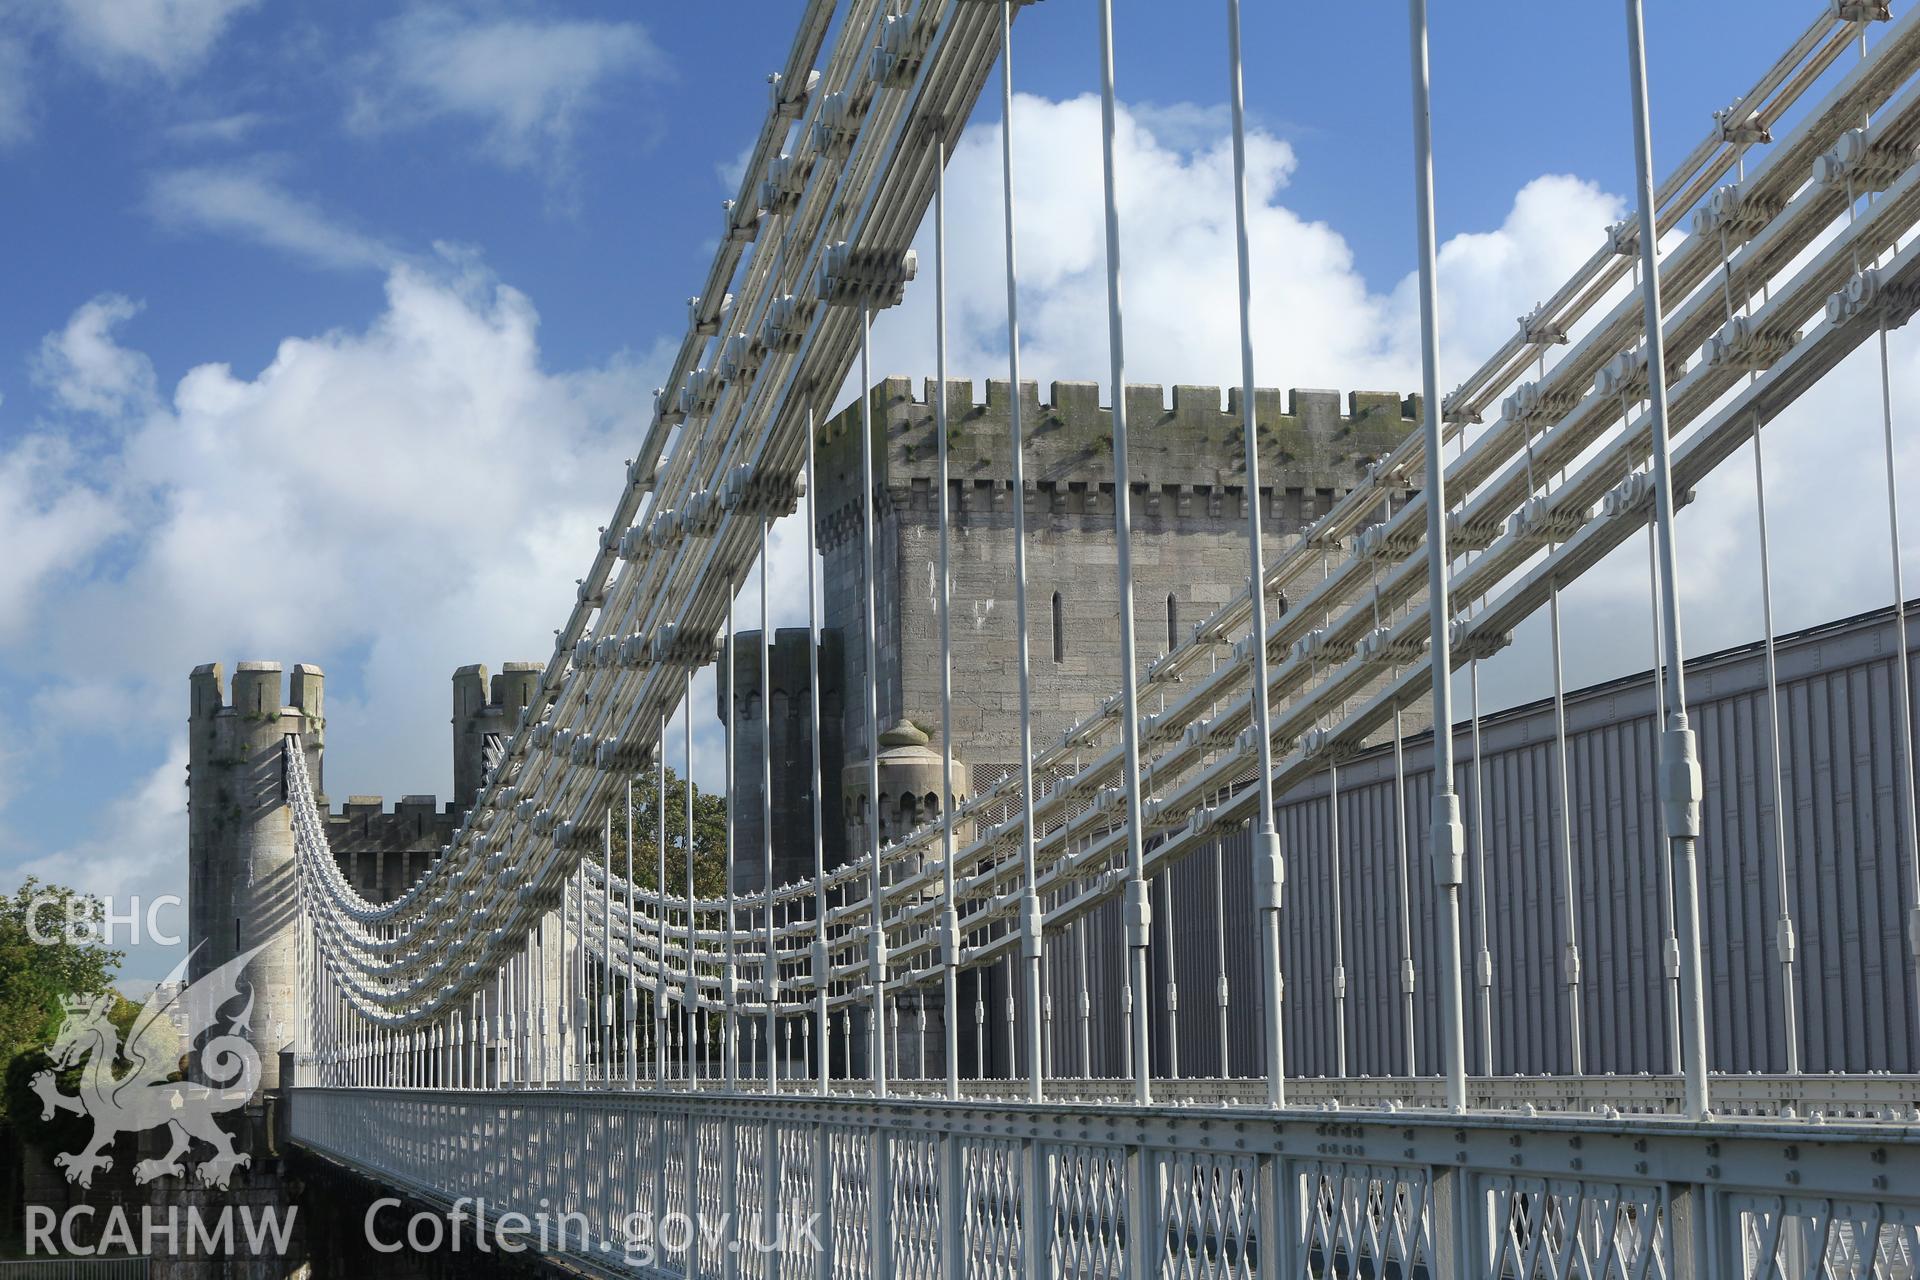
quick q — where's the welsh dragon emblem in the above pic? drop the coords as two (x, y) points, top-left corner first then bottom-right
(31, 944), (264, 1190)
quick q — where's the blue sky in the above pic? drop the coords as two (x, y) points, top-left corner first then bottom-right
(0, 3), (1826, 401)
(0, 0), (1896, 982)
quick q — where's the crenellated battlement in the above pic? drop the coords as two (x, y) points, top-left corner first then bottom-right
(190, 660), (325, 724)
(187, 660), (327, 807)
(326, 793), (454, 823)
(325, 794), (455, 856)
(814, 376), (1418, 545)
(323, 795), (455, 905)
(453, 660), (545, 814)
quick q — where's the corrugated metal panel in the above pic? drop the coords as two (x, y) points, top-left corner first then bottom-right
(1030, 602), (1920, 1079)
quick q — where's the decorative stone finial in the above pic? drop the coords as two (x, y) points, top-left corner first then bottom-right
(880, 718), (929, 749)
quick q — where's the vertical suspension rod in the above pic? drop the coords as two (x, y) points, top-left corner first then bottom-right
(1468, 659), (1494, 1075)
(1227, 0), (1288, 1106)
(761, 518), (780, 1093)
(602, 807), (613, 1084)
(1330, 755), (1349, 1079)
(1409, 0), (1469, 1109)
(806, 403), (831, 1096)
(997, 0), (1046, 1105)
(858, 307), (890, 1098)
(685, 670), (699, 1085)
(725, 581), (739, 1090)
(935, 136), (963, 1102)
(1625, 0), (1711, 1121)
(1648, 529), (1683, 1062)
(1093, 0), (1154, 1109)
(1752, 419), (1801, 1074)
(626, 777), (637, 1088)
(1548, 583), (1585, 1075)
(1876, 321), (1920, 1052)
(574, 857), (586, 1085)
(655, 712), (668, 1088)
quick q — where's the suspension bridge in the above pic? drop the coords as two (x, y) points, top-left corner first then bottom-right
(213, 0), (1920, 1273)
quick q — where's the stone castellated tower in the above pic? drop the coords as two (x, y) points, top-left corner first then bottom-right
(731, 376), (1420, 933)
(187, 661), (324, 1091)
(813, 377), (1420, 792)
(788, 376), (1420, 1079)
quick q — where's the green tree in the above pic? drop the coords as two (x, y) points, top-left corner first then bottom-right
(0, 871), (133, 1228)
(3, 994), (144, 1157)
(606, 766), (731, 900)
(0, 879), (123, 1081)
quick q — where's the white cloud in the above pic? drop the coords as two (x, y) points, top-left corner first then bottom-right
(349, 7), (665, 176)
(716, 142), (753, 191)
(163, 110), (270, 145)
(147, 163), (399, 270)
(51, 0), (257, 80)
(0, 255), (668, 979)
(1389, 173), (1629, 384)
(0, 36), (32, 147)
(32, 293), (159, 418)
(0, 434), (122, 641)
(1126, 101), (1232, 154)
(81, 255), (657, 724)
(867, 94), (1619, 406)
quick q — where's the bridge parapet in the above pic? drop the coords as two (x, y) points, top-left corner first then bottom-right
(290, 1085), (1920, 1278)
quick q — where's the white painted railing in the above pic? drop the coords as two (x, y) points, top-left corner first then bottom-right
(291, 1086), (1920, 1279)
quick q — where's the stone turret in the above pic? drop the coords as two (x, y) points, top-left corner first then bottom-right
(452, 660), (543, 814)
(186, 661), (324, 1092)
(842, 717), (969, 848)
(838, 718), (969, 1081)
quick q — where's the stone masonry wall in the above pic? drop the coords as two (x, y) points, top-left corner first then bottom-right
(323, 797), (457, 905)
(816, 376), (1420, 774)
(719, 627), (847, 893)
